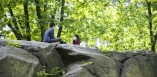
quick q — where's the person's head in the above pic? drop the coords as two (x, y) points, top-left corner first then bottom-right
(73, 34), (81, 45)
(50, 21), (55, 28)
(73, 34), (80, 40)
(75, 34), (80, 39)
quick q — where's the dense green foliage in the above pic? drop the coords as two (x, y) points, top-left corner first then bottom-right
(0, 0), (157, 51)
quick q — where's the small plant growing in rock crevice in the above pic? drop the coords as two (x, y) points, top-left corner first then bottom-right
(87, 61), (93, 65)
(6, 41), (21, 48)
(37, 66), (65, 77)
(81, 60), (94, 65)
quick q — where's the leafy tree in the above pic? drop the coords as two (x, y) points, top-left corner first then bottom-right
(0, 0), (157, 52)
(0, 0), (61, 41)
(146, 0), (157, 51)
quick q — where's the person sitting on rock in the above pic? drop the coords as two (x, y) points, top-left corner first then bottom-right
(73, 34), (81, 45)
(43, 21), (61, 43)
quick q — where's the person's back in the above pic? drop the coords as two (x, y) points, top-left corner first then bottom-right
(43, 22), (61, 43)
(43, 28), (54, 43)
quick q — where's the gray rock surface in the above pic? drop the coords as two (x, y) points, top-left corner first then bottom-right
(57, 44), (120, 77)
(0, 46), (41, 77)
(108, 50), (157, 77)
(0, 39), (6, 47)
(121, 55), (155, 77)
(108, 51), (126, 62)
(12, 40), (64, 73)
(0, 39), (157, 77)
(62, 64), (96, 77)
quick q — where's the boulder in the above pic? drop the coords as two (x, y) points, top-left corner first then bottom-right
(0, 46), (41, 77)
(106, 50), (157, 77)
(62, 64), (96, 77)
(108, 51), (126, 62)
(56, 44), (120, 77)
(121, 55), (157, 77)
(144, 53), (157, 77)
(1, 39), (157, 77)
(11, 40), (64, 73)
(108, 50), (147, 62)
(0, 39), (6, 47)
(132, 50), (146, 56)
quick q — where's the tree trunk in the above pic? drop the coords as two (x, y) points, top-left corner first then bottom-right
(24, 2), (31, 41)
(152, 31), (157, 50)
(57, 0), (65, 37)
(8, 4), (23, 40)
(147, 2), (156, 51)
(35, 0), (44, 41)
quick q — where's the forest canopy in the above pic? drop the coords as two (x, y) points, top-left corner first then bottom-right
(0, 0), (157, 52)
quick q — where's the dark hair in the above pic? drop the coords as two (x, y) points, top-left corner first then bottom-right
(50, 21), (55, 27)
(74, 34), (80, 40)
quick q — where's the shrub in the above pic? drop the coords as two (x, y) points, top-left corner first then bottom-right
(6, 41), (21, 48)
(37, 66), (65, 77)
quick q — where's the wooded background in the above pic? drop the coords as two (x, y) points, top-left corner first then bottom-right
(0, 0), (157, 52)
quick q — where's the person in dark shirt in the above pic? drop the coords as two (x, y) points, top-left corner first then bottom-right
(43, 22), (61, 43)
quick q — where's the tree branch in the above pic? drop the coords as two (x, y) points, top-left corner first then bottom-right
(8, 3), (23, 40)
(77, 0), (85, 4)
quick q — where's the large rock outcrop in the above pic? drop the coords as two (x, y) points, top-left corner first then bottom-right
(108, 50), (157, 77)
(0, 40), (64, 77)
(56, 44), (120, 77)
(17, 40), (64, 72)
(0, 46), (41, 77)
(0, 39), (157, 77)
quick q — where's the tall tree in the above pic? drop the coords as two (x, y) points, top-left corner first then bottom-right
(57, 0), (65, 37)
(0, 0), (156, 52)
(35, 0), (44, 41)
(24, 1), (31, 41)
(147, 0), (157, 51)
